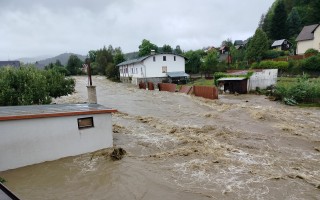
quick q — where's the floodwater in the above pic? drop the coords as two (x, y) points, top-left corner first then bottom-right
(1, 76), (320, 199)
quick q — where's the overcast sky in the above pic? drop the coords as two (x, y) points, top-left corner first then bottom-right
(0, 0), (275, 60)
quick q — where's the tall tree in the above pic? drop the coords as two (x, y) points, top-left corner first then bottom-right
(162, 44), (173, 53)
(287, 7), (302, 38)
(88, 50), (97, 62)
(246, 29), (269, 62)
(184, 50), (205, 74)
(201, 50), (219, 77)
(113, 47), (125, 65)
(270, 0), (288, 40)
(174, 45), (183, 54)
(95, 46), (113, 75)
(55, 59), (63, 67)
(66, 55), (82, 75)
(138, 39), (158, 57)
(258, 14), (265, 29)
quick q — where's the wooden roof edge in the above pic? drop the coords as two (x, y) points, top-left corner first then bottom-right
(0, 109), (118, 121)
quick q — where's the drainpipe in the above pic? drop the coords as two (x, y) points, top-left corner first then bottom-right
(141, 63), (148, 90)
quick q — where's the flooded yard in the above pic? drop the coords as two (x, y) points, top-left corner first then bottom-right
(1, 76), (320, 199)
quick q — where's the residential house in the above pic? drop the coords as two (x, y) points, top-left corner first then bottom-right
(296, 24), (320, 54)
(0, 61), (20, 68)
(0, 104), (117, 171)
(117, 52), (188, 85)
(271, 39), (292, 51)
(234, 40), (245, 50)
(217, 69), (278, 94)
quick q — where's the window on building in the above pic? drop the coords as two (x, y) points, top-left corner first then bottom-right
(78, 117), (94, 129)
(153, 56), (156, 62)
(162, 66), (167, 73)
(174, 56), (176, 61)
(163, 56), (166, 61)
(131, 68), (134, 74)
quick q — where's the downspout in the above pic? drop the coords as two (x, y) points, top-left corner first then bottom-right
(141, 62), (148, 90)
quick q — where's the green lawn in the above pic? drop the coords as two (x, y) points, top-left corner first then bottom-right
(187, 78), (214, 86)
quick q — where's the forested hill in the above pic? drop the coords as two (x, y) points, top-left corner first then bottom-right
(260, 0), (320, 43)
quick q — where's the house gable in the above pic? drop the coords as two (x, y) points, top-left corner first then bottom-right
(296, 24), (320, 54)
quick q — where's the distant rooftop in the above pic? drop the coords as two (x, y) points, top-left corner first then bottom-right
(0, 104), (117, 121)
(296, 24), (319, 41)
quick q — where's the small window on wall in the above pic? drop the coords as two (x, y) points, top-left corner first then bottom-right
(174, 56), (176, 61)
(153, 56), (156, 62)
(162, 66), (167, 73)
(78, 117), (94, 129)
(163, 56), (166, 61)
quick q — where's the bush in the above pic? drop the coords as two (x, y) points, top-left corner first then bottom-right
(252, 60), (289, 70)
(0, 66), (75, 106)
(305, 48), (319, 54)
(300, 54), (320, 71)
(274, 75), (320, 104)
(263, 50), (284, 59)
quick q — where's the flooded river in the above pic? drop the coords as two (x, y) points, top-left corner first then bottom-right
(1, 76), (320, 199)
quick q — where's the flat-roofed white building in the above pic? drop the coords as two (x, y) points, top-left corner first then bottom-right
(0, 104), (117, 171)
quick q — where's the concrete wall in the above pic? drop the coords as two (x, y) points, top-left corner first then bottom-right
(248, 69), (278, 91)
(0, 114), (113, 171)
(297, 26), (320, 54)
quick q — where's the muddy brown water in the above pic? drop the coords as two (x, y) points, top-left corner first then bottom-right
(1, 76), (320, 199)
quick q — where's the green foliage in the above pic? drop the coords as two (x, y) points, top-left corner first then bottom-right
(270, 0), (288, 40)
(263, 50), (285, 59)
(305, 48), (319, 54)
(287, 7), (302, 37)
(105, 63), (120, 82)
(95, 46), (113, 75)
(88, 50), (97, 62)
(66, 55), (83, 75)
(174, 45), (183, 54)
(201, 50), (219, 76)
(246, 29), (269, 62)
(55, 59), (63, 67)
(161, 44), (173, 53)
(184, 50), (205, 74)
(0, 66), (75, 106)
(113, 47), (125, 65)
(138, 39), (158, 57)
(43, 69), (75, 98)
(275, 75), (320, 104)
(262, 0), (320, 40)
(300, 54), (320, 71)
(0, 177), (6, 183)
(252, 60), (289, 70)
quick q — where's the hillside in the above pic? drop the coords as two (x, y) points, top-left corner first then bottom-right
(261, 0), (320, 43)
(34, 53), (86, 69)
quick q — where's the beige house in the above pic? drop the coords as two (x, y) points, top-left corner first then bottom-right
(296, 24), (320, 54)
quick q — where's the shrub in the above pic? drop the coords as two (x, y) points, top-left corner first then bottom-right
(252, 60), (289, 70)
(0, 66), (75, 106)
(274, 75), (320, 104)
(263, 50), (284, 59)
(300, 54), (320, 71)
(305, 48), (319, 54)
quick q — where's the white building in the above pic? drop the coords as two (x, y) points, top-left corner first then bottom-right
(117, 53), (188, 85)
(296, 24), (320, 54)
(217, 69), (278, 94)
(0, 104), (117, 171)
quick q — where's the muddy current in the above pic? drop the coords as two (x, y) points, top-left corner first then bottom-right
(1, 76), (320, 199)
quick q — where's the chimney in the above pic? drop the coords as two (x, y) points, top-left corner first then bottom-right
(150, 50), (155, 55)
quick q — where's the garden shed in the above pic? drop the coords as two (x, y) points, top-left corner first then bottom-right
(0, 104), (117, 171)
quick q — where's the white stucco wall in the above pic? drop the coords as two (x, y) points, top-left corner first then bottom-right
(297, 26), (320, 54)
(297, 40), (314, 55)
(119, 54), (185, 83)
(248, 69), (278, 91)
(143, 54), (185, 77)
(0, 114), (113, 171)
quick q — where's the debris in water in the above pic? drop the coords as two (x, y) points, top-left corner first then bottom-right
(111, 147), (127, 160)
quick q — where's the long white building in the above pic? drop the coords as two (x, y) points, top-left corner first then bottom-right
(117, 52), (188, 85)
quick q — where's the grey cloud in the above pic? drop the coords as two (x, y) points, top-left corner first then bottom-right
(0, 0), (275, 60)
